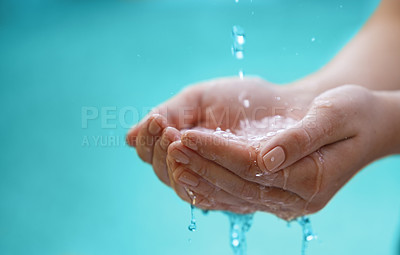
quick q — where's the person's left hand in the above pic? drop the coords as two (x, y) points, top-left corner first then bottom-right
(166, 85), (397, 220)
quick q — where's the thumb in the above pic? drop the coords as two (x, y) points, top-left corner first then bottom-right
(258, 92), (359, 173)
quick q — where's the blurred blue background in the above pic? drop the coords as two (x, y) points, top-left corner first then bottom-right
(1, 0), (400, 254)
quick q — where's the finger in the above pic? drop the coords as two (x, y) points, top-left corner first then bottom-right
(152, 127), (181, 186)
(178, 131), (367, 216)
(180, 129), (320, 202)
(166, 156), (256, 213)
(181, 130), (263, 181)
(181, 130), (288, 188)
(167, 155), (251, 207)
(257, 92), (361, 173)
(126, 125), (141, 147)
(168, 141), (304, 208)
(135, 114), (167, 163)
(166, 155), (292, 216)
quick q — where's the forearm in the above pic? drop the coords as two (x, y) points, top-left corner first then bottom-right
(292, 0), (400, 94)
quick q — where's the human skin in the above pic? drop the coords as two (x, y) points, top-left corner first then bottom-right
(126, 0), (400, 219)
(128, 78), (317, 215)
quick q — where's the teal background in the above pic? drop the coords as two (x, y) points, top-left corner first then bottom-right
(1, 0), (400, 254)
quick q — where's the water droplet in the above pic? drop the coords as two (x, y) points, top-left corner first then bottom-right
(243, 99), (249, 108)
(275, 96), (281, 101)
(317, 150), (324, 163)
(232, 239), (239, 247)
(216, 127), (222, 131)
(188, 223), (196, 232)
(339, 4), (343, 8)
(233, 50), (244, 59)
(232, 25), (245, 60)
(239, 69), (244, 79)
(306, 235), (315, 241)
(311, 37), (315, 42)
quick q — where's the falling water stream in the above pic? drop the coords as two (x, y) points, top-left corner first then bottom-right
(186, 1), (317, 254)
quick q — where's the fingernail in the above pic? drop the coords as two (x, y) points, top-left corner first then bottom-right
(178, 171), (199, 187)
(263, 146), (285, 172)
(160, 128), (179, 151)
(148, 117), (162, 135)
(170, 148), (190, 164)
(183, 133), (198, 150)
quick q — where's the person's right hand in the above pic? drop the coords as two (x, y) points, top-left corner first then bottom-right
(166, 84), (400, 219)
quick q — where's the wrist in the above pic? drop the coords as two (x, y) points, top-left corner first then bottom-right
(373, 90), (400, 156)
(281, 74), (330, 106)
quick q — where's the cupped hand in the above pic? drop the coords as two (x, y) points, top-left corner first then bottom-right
(167, 85), (395, 220)
(126, 77), (314, 213)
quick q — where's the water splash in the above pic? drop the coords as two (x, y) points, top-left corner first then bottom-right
(297, 216), (317, 255)
(225, 212), (254, 255)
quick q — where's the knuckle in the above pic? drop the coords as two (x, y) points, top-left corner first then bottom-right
(196, 181), (216, 198)
(244, 147), (259, 180)
(289, 128), (313, 152)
